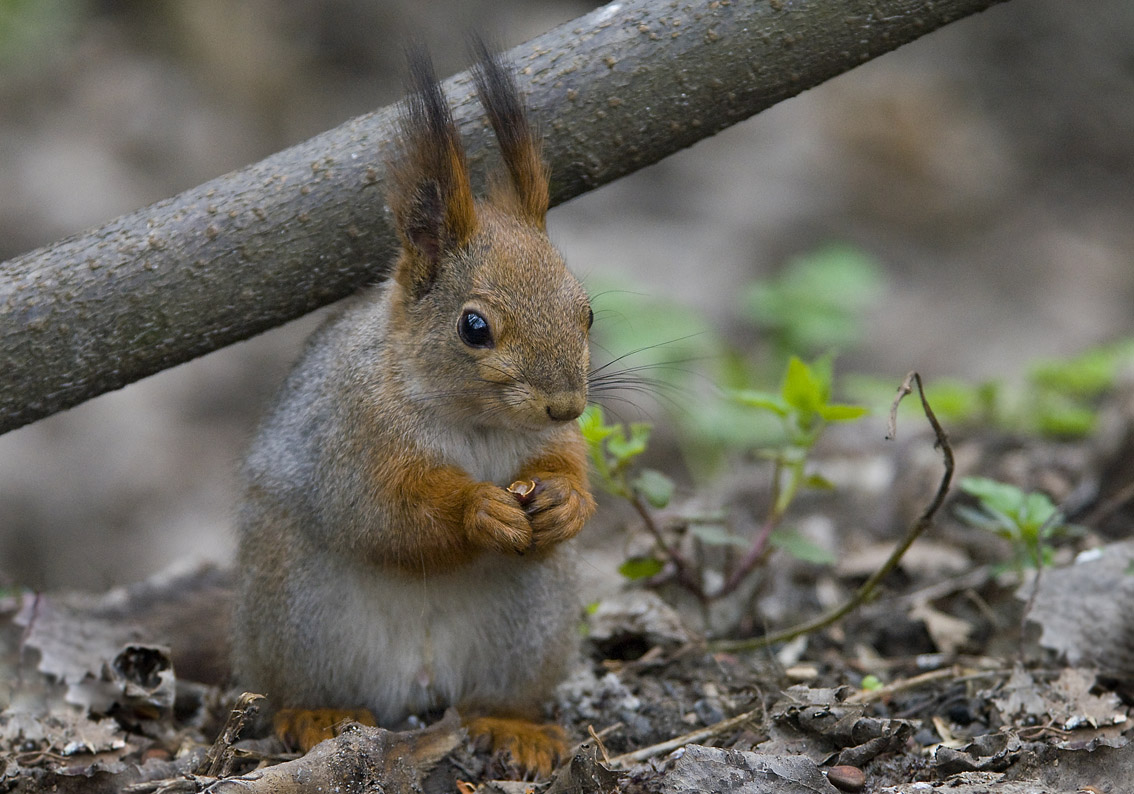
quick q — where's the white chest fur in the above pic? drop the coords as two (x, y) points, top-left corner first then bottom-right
(306, 546), (576, 723)
(427, 422), (549, 485)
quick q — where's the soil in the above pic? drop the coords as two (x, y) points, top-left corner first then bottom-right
(5, 388), (1134, 792)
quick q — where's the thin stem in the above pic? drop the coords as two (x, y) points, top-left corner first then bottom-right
(717, 513), (777, 599)
(632, 493), (708, 603)
(716, 451), (799, 599)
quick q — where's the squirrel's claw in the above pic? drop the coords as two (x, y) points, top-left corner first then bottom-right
(465, 715), (567, 778)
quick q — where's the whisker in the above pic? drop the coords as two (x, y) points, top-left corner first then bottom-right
(588, 377), (691, 415)
(591, 355), (709, 374)
(587, 333), (706, 376)
(589, 376), (682, 396)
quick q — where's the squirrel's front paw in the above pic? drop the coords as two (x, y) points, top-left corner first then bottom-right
(522, 474), (595, 552)
(465, 483), (533, 554)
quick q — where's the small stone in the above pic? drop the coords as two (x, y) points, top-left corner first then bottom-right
(827, 764), (866, 792)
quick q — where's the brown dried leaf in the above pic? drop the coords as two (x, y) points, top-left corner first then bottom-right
(659, 746), (839, 794)
(1024, 541), (1134, 679)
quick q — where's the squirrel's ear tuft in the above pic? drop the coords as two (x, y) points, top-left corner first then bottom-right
(472, 41), (549, 230)
(388, 49), (477, 297)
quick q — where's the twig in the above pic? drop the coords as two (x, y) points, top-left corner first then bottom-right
(587, 724), (613, 767)
(844, 665), (1005, 705)
(607, 705), (762, 767)
(202, 692), (265, 778)
(710, 372), (954, 654)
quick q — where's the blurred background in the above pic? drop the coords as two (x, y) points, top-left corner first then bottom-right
(2, 0), (1133, 591)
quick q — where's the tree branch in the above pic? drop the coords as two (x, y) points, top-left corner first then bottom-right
(0, 0), (1009, 434)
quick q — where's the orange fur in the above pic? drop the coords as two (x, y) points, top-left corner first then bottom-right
(274, 708), (377, 751)
(464, 715), (568, 777)
(366, 453), (534, 574)
(517, 432), (596, 553)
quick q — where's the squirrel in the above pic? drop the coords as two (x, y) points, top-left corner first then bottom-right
(232, 47), (595, 776)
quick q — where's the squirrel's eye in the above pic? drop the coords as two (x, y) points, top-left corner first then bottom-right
(586, 307), (594, 330)
(458, 310), (493, 348)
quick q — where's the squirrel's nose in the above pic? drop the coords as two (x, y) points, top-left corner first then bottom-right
(545, 392), (586, 423)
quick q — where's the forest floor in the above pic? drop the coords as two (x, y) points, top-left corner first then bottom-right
(4, 379), (1134, 794)
(4, 3), (1134, 793)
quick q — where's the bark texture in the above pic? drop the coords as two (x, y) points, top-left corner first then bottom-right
(0, 0), (1009, 434)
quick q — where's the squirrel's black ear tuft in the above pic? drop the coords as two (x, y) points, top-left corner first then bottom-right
(471, 40), (549, 230)
(388, 48), (477, 298)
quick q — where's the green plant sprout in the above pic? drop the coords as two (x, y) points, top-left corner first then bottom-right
(733, 355), (868, 519)
(582, 245), (880, 605)
(955, 476), (1075, 574)
(579, 404), (672, 506)
(579, 404), (681, 583)
(860, 674), (884, 692)
(580, 355), (867, 603)
(720, 355), (866, 585)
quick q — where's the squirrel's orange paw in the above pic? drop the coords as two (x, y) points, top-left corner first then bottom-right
(465, 715), (567, 777)
(467, 484), (532, 553)
(524, 474), (595, 550)
(274, 707), (377, 752)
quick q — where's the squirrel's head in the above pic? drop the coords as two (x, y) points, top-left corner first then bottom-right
(385, 49), (591, 433)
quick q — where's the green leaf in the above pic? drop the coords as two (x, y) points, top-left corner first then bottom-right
(816, 403), (869, 422)
(1032, 403), (1096, 439)
(731, 389), (789, 417)
(618, 556), (665, 580)
(860, 674), (884, 691)
(1021, 491), (1058, 532)
(803, 473), (837, 491)
(953, 504), (1004, 532)
(633, 468), (674, 508)
(606, 422), (651, 464)
(781, 356), (825, 413)
(1029, 348), (1118, 399)
(741, 244), (885, 354)
(959, 476), (1027, 517)
(578, 404), (615, 444)
(769, 528), (836, 565)
(690, 523), (749, 548)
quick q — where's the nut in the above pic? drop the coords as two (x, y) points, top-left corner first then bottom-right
(507, 478), (541, 506)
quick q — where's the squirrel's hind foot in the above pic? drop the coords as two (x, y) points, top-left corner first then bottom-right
(465, 715), (567, 777)
(274, 707), (378, 752)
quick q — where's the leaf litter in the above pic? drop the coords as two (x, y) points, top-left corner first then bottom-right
(4, 391), (1134, 792)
